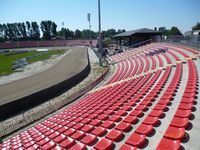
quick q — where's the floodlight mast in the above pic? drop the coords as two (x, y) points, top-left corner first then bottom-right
(98, 0), (103, 66)
(87, 13), (92, 46)
(61, 22), (65, 39)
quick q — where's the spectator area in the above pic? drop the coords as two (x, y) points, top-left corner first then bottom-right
(1, 43), (200, 150)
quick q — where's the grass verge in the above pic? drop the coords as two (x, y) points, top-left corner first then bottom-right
(0, 49), (66, 76)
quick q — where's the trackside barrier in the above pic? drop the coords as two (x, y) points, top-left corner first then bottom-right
(0, 40), (98, 49)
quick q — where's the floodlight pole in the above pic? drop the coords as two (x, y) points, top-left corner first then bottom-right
(87, 13), (92, 47)
(89, 20), (91, 46)
(98, 0), (103, 66)
(62, 22), (66, 39)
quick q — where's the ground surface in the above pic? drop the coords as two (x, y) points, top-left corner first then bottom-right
(0, 50), (68, 85)
(0, 47), (88, 105)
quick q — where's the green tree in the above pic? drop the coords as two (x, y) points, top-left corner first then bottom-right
(2, 24), (9, 40)
(31, 22), (40, 40)
(90, 30), (97, 39)
(80, 29), (97, 39)
(81, 29), (90, 39)
(169, 26), (182, 35)
(65, 28), (74, 39)
(51, 22), (57, 37)
(57, 28), (66, 37)
(0, 24), (5, 42)
(41, 21), (51, 40)
(40, 20), (57, 40)
(0, 21), (41, 41)
(158, 27), (167, 32)
(6, 23), (17, 40)
(158, 27), (171, 36)
(117, 29), (126, 34)
(17, 22), (27, 40)
(192, 22), (200, 31)
(104, 29), (116, 38)
(26, 21), (32, 39)
(57, 28), (74, 39)
(0, 24), (4, 38)
(74, 29), (81, 39)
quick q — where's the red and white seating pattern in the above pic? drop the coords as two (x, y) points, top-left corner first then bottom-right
(1, 43), (199, 150)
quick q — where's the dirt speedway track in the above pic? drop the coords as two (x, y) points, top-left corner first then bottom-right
(0, 47), (89, 120)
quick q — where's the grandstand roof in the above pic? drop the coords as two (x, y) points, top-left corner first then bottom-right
(113, 28), (161, 37)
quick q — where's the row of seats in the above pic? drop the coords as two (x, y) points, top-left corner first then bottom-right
(107, 53), (161, 84)
(108, 45), (150, 63)
(1, 43), (199, 150)
(120, 67), (172, 149)
(157, 60), (198, 149)
(157, 44), (190, 59)
(107, 43), (189, 85)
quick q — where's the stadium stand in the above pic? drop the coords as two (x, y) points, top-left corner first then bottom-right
(0, 43), (199, 150)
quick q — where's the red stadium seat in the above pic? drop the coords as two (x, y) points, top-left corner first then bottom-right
(101, 120), (115, 129)
(170, 117), (189, 128)
(130, 110), (143, 117)
(27, 144), (40, 150)
(68, 143), (86, 150)
(143, 116), (159, 126)
(63, 128), (76, 136)
(115, 122), (131, 132)
(119, 144), (137, 150)
(108, 115), (121, 122)
(156, 138), (180, 150)
(81, 124), (94, 133)
(41, 141), (56, 150)
(71, 131), (86, 140)
(149, 110), (163, 118)
(175, 109), (191, 118)
(94, 138), (114, 150)
(59, 137), (75, 149)
(92, 127), (107, 136)
(135, 124), (153, 136)
(123, 115), (138, 124)
(164, 126), (185, 140)
(81, 134), (97, 145)
(106, 129), (123, 141)
(53, 134), (66, 143)
(125, 132), (146, 147)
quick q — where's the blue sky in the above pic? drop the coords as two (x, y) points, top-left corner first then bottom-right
(0, 0), (200, 33)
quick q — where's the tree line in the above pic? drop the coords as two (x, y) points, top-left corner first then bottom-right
(0, 20), (125, 42)
(1, 20), (199, 43)
(57, 28), (125, 40)
(158, 22), (200, 36)
(158, 26), (183, 36)
(0, 21), (57, 42)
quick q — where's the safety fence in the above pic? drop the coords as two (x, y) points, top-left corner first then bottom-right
(162, 35), (200, 51)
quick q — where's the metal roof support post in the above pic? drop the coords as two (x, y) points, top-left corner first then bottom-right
(98, 0), (103, 66)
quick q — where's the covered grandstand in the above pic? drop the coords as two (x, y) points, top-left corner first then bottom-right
(1, 42), (200, 150)
(113, 28), (162, 46)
